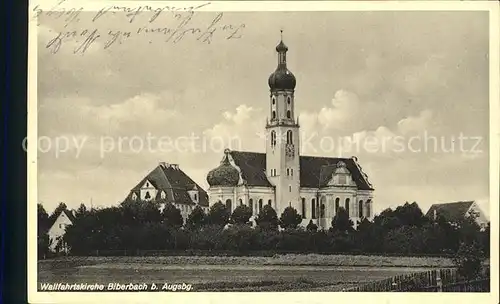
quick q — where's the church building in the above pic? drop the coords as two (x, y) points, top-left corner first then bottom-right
(206, 34), (375, 229)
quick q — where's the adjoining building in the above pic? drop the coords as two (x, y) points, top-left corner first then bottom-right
(126, 162), (210, 220)
(47, 208), (76, 253)
(425, 201), (489, 229)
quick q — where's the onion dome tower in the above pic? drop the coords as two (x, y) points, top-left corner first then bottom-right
(207, 150), (240, 187)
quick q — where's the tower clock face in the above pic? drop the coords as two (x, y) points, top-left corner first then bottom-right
(286, 144), (295, 157)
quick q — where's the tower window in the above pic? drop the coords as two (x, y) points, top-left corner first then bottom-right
(358, 200), (364, 218)
(345, 198), (350, 215)
(289, 185), (292, 192)
(291, 169), (293, 176)
(287, 97), (291, 104)
(286, 130), (293, 144)
(335, 197), (340, 213)
(249, 199), (254, 215)
(272, 111), (276, 119)
(258, 199), (263, 213)
(271, 131), (276, 147)
(287, 110), (291, 118)
(268, 199), (272, 206)
(272, 97), (276, 105)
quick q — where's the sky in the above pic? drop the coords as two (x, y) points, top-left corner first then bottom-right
(36, 9), (490, 217)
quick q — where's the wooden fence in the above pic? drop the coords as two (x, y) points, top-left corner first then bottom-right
(346, 266), (490, 292)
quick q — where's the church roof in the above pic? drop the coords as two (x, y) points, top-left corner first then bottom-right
(425, 201), (475, 223)
(127, 163), (209, 207)
(225, 150), (374, 190)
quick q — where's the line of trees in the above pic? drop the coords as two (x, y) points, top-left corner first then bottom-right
(38, 200), (490, 268)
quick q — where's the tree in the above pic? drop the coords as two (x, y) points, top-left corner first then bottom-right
(255, 205), (279, 231)
(206, 202), (230, 227)
(161, 203), (184, 229)
(185, 205), (206, 231)
(480, 222), (490, 256)
(230, 205), (253, 225)
(453, 241), (486, 280)
(330, 207), (354, 234)
(393, 202), (427, 227)
(457, 210), (482, 245)
(37, 203), (50, 234)
(76, 203), (88, 217)
(279, 207), (302, 230)
(48, 202), (68, 224)
(373, 208), (401, 230)
(383, 226), (425, 254)
(37, 204), (51, 259)
(306, 220), (318, 232)
(121, 199), (162, 225)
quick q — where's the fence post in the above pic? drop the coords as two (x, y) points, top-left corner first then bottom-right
(436, 269), (442, 292)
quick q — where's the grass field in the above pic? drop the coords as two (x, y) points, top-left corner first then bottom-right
(38, 254), (458, 291)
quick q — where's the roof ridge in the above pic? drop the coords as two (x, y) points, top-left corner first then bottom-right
(158, 165), (177, 200)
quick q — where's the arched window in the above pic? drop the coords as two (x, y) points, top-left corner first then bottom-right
(286, 110), (291, 118)
(320, 196), (327, 218)
(249, 199), (254, 215)
(271, 131), (276, 147)
(358, 200), (364, 218)
(301, 198), (306, 219)
(258, 199), (263, 213)
(272, 111), (276, 119)
(267, 199), (272, 206)
(287, 96), (291, 104)
(145, 191), (151, 200)
(272, 97), (276, 105)
(239, 198), (243, 206)
(311, 199), (316, 219)
(335, 198), (340, 213)
(225, 199), (232, 212)
(366, 199), (372, 217)
(345, 198), (350, 215)
(193, 193), (197, 201)
(286, 130), (293, 144)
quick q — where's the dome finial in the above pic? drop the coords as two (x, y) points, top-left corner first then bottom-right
(280, 29), (283, 41)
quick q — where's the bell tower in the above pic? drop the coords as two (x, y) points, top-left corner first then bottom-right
(266, 31), (301, 216)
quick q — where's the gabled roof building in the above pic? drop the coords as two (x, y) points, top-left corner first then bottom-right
(126, 162), (209, 219)
(425, 201), (489, 228)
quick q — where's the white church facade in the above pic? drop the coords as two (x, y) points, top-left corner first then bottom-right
(206, 35), (375, 230)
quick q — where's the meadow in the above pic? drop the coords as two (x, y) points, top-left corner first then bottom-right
(38, 254), (459, 291)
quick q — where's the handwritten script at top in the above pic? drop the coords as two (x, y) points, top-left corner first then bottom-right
(33, 1), (247, 55)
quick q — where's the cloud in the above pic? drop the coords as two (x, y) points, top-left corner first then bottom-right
(397, 109), (433, 135)
(204, 105), (265, 152)
(39, 92), (180, 138)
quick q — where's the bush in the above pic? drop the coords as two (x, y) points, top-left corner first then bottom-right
(453, 241), (485, 280)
